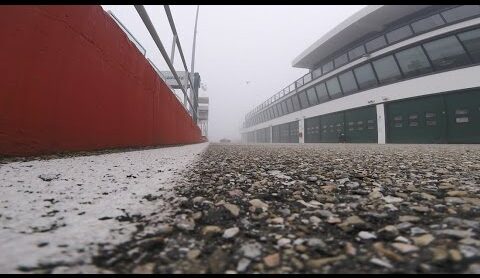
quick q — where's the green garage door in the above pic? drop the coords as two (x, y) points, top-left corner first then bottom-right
(345, 106), (378, 143)
(387, 94), (447, 143)
(305, 116), (321, 143)
(279, 123), (290, 143)
(289, 121), (299, 143)
(272, 125), (280, 143)
(320, 112), (344, 142)
(445, 89), (480, 143)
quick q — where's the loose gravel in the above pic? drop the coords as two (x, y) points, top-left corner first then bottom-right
(90, 143), (480, 274)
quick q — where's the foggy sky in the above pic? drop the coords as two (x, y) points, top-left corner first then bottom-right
(101, 5), (366, 142)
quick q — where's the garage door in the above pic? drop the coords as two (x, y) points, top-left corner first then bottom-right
(345, 106), (378, 143)
(445, 89), (480, 143)
(305, 116), (321, 143)
(320, 112), (344, 142)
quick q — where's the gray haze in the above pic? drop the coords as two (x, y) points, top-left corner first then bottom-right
(101, 5), (365, 142)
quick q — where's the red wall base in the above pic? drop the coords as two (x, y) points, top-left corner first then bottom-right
(0, 5), (202, 157)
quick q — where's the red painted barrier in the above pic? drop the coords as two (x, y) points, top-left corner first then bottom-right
(0, 5), (202, 157)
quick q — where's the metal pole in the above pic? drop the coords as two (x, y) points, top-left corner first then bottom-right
(170, 34), (177, 64)
(189, 5), (200, 118)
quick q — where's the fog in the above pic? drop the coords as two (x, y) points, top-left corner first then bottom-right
(101, 5), (365, 142)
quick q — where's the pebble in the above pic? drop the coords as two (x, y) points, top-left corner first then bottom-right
(223, 203), (240, 217)
(370, 257), (393, 269)
(201, 225), (222, 236)
(263, 253), (280, 268)
(358, 231), (377, 240)
(236, 258), (251, 272)
(412, 234), (435, 247)
(241, 242), (262, 259)
(391, 243), (419, 253)
(277, 238), (291, 247)
(306, 255), (346, 269)
(223, 227), (240, 239)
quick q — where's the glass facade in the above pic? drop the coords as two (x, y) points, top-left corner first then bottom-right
(395, 46), (433, 78)
(372, 55), (403, 84)
(245, 6), (480, 128)
(423, 35), (470, 70)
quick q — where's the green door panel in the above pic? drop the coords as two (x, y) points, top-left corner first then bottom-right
(387, 94), (447, 143)
(289, 121), (299, 143)
(305, 116), (321, 143)
(320, 112), (344, 143)
(345, 106), (378, 143)
(445, 89), (480, 143)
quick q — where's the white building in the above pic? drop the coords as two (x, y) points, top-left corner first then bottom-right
(241, 5), (480, 144)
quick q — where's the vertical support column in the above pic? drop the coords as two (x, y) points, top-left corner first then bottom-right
(269, 126), (273, 143)
(376, 103), (386, 144)
(299, 118), (305, 144)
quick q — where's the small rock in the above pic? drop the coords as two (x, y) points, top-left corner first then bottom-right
(38, 173), (60, 181)
(410, 227), (428, 236)
(268, 217), (284, 224)
(345, 242), (357, 256)
(459, 244), (480, 258)
(338, 215), (365, 231)
(307, 176), (318, 182)
(391, 243), (419, 253)
(411, 206), (430, 213)
(307, 238), (326, 249)
(175, 215), (195, 231)
(412, 234), (434, 247)
(378, 225), (399, 239)
(399, 215), (420, 222)
(309, 216), (322, 225)
(449, 249), (462, 262)
(447, 191), (467, 197)
(370, 257), (393, 269)
(358, 231), (377, 240)
(277, 238), (291, 247)
(241, 242), (262, 259)
(383, 195), (403, 203)
(249, 199), (268, 210)
(236, 258), (251, 272)
(223, 227), (240, 239)
(223, 203), (240, 217)
(394, 236), (411, 243)
(263, 253), (280, 268)
(431, 246), (448, 262)
(193, 196), (205, 204)
(327, 216), (341, 224)
(466, 263), (480, 274)
(187, 249), (201, 260)
(306, 255), (346, 269)
(202, 225), (222, 236)
(132, 263), (155, 274)
(435, 229), (475, 239)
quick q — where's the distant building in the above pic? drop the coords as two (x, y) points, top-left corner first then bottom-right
(241, 5), (480, 144)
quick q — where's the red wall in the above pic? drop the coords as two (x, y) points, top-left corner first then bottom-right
(0, 5), (202, 157)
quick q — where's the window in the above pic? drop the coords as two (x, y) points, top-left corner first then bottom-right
(272, 105), (278, 118)
(298, 91), (310, 108)
(348, 121), (354, 131)
(395, 46), (432, 78)
(408, 114), (419, 127)
(458, 28), (480, 63)
(338, 71), (358, 95)
(291, 95), (301, 111)
(423, 36), (470, 71)
(322, 61), (334, 74)
(357, 121), (364, 130)
(372, 55), (403, 84)
(348, 45), (366, 61)
(353, 63), (378, 90)
(326, 77), (342, 99)
(425, 112), (437, 126)
(304, 73), (312, 84)
(315, 82), (330, 103)
(281, 101), (288, 115)
(386, 25), (413, 44)
(334, 54), (349, 68)
(268, 108), (274, 119)
(367, 119), (376, 130)
(394, 115), (403, 128)
(366, 36), (387, 52)
(312, 67), (322, 79)
(441, 5), (480, 23)
(286, 97), (294, 113)
(411, 14), (445, 34)
(276, 103), (283, 116)
(306, 87), (319, 106)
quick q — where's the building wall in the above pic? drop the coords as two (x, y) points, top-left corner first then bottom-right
(0, 6), (202, 156)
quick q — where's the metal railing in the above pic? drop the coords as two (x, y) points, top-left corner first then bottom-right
(134, 5), (197, 122)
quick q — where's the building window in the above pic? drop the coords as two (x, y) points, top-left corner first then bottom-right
(423, 36), (471, 71)
(366, 35), (387, 53)
(386, 25), (413, 44)
(334, 53), (349, 68)
(353, 63), (378, 90)
(372, 55), (403, 84)
(348, 121), (355, 131)
(272, 105), (278, 117)
(458, 28), (480, 63)
(367, 119), (376, 129)
(411, 14), (445, 34)
(291, 95), (301, 112)
(312, 67), (322, 79)
(348, 45), (366, 61)
(441, 5), (480, 23)
(338, 70), (358, 95)
(425, 112), (437, 126)
(285, 98), (293, 113)
(326, 77), (342, 99)
(315, 82), (330, 103)
(298, 91), (310, 109)
(306, 87), (319, 106)
(322, 61), (334, 74)
(395, 45), (433, 78)
(276, 103), (283, 116)
(408, 114), (419, 127)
